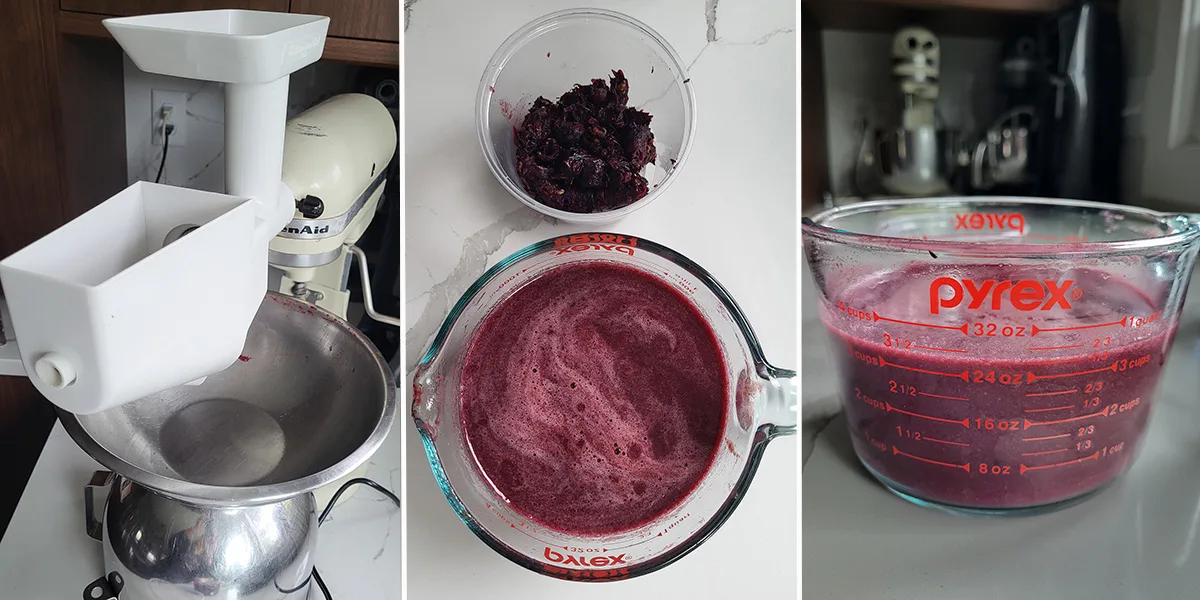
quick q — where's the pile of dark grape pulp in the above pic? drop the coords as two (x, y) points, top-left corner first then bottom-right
(513, 70), (657, 213)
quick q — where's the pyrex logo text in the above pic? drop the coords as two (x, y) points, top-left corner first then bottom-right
(929, 277), (1075, 315)
(553, 234), (638, 256)
(544, 547), (627, 567)
(954, 212), (1025, 234)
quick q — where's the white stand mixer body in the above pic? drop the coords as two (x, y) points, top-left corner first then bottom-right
(270, 93), (397, 296)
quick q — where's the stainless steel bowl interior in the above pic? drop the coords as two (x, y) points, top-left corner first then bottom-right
(873, 127), (959, 197)
(59, 292), (397, 505)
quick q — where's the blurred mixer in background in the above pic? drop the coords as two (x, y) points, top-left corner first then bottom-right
(854, 26), (960, 198)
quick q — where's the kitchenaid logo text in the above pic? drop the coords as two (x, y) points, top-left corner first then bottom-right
(953, 212), (1026, 234)
(553, 234), (638, 256)
(543, 547), (627, 567)
(282, 224), (330, 235)
(929, 277), (1075, 315)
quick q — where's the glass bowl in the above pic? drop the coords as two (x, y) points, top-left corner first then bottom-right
(476, 8), (697, 223)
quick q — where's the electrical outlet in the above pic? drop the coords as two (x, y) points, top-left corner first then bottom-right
(151, 89), (188, 147)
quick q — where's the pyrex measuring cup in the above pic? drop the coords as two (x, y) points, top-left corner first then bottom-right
(803, 197), (1200, 515)
(413, 233), (795, 581)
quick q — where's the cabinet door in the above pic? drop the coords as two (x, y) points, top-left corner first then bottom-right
(292, 0), (398, 42)
(1126, 0), (1200, 207)
(0, 0), (65, 537)
(60, 0), (287, 16)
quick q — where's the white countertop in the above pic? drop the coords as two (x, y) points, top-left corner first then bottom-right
(0, 421), (402, 599)
(404, 0), (797, 597)
(802, 257), (1200, 599)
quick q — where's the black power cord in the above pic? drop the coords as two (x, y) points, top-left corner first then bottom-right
(310, 477), (401, 600)
(155, 123), (175, 184)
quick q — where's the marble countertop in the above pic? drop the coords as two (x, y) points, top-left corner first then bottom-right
(802, 255), (1200, 598)
(0, 421), (402, 598)
(405, 0), (796, 597)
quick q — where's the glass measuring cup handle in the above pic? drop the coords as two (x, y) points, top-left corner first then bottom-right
(759, 365), (797, 438)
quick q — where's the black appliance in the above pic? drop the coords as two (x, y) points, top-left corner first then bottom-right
(1033, 0), (1125, 202)
(968, 1), (1124, 202)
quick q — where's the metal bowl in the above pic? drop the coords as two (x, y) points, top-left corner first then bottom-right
(871, 126), (960, 197)
(59, 292), (397, 506)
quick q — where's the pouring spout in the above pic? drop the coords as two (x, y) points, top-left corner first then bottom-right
(758, 364), (797, 438)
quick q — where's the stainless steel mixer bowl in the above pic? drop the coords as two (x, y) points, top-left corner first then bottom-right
(872, 126), (960, 197)
(59, 292), (397, 506)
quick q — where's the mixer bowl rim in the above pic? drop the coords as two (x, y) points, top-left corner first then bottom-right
(802, 196), (1200, 256)
(58, 291), (398, 507)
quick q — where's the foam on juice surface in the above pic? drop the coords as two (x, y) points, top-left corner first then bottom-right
(460, 262), (728, 535)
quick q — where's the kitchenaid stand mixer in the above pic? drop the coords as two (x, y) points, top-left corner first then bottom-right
(270, 92), (399, 327)
(0, 9), (397, 599)
(856, 26), (960, 198)
(270, 91), (400, 507)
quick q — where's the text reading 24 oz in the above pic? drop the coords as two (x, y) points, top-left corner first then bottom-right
(973, 371), (1025, 385)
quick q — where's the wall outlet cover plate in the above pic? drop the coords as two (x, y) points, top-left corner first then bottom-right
(151, 89), (188, 147)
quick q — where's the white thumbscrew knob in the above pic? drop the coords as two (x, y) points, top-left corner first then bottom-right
(34, 352), (76, 388)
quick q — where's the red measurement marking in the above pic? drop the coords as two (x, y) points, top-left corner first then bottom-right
(1026, 389), (1078, 397)
(879, 356), (970, 381)
(1022, 433), (1071, 441)
(893, 446), (971, 471)
(918, 391), (969, 402)
(1032, 317), (1127, 335)
(1021, 448), (1069, 457)
(885, 402), (970, 427)
(873, 312), (969, 334)
(922, 436), (969, 447)
(1023, 409), (1108, 429)
(1027, 362), (1117, 382)
(1023, 405), (1074, 413)
(1025, 355), (1095, 366)
(1029, 344), (1085, 351)
(914, 345), (969, 354)
(1020, 451), (1100, 474)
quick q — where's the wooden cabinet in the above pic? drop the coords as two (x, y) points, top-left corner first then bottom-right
(292, 0), (398, 43)
(800, 6), (827, 211)
(61, 0), (286, 15)
(0, 0), (71, 539)
(805, 0), (1070, 36)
